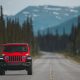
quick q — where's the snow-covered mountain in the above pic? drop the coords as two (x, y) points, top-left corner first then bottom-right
(5, 5), (80, 35)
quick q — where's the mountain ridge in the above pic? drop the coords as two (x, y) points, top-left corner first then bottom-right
(4, 5), (80, 35)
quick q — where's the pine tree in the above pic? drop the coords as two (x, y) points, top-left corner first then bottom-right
(0, 6), (5, 44)
(70, 24), (77, 54)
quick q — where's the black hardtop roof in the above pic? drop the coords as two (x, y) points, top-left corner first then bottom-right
(2, 43), (29, 46)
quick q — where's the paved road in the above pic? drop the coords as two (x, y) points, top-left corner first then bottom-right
(0, 52), (80, 80)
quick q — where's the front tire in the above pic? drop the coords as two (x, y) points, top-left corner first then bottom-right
(27, 61), (32, 75)
(0, 70), (5, 75)
(27, 65), (32, 75)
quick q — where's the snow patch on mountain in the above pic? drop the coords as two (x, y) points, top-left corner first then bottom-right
(23, 12), (29, 15)
(24, 14), (28, 17)
(33, 9), (39, 12)
(53, 12), (59, 15)
(44, 6), (62, 11)
(56, 16), (62, 20)
(52, 8), (62, 11)
(70, 9), (78, 13)
(32, 14), (39, 17)
(64, 13), (69, 16)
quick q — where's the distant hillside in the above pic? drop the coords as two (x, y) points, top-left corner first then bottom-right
(46, 16), (78, 35)
(4, 5), (80, 35)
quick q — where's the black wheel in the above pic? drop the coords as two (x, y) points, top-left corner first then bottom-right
(27, 65), (32, 75)
(27, 61), (32, 75)
(0, 70), (5, 75)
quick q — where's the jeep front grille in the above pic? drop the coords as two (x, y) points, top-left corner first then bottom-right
(9, 56), (22, 62)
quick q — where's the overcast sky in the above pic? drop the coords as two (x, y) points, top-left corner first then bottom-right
(0, 0), (80, 15)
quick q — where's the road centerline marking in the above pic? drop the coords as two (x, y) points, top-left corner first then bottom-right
(50, 62), (54, 80)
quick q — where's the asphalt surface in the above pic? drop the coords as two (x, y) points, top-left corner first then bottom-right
(0, 52), (80, 80)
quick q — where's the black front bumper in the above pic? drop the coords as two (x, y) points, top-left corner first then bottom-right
(0, 61), (32, 70)
(7, 62), (31, 66)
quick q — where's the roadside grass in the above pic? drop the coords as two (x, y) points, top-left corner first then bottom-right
(62, 52), (80, 63)
(31, 52), (41, 59)
(31, 49), (42, 59)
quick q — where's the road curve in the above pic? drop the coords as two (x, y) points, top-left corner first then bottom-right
(0, 52), (80, 80)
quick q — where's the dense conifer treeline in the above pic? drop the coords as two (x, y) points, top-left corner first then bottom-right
(38, 16), (80, 56)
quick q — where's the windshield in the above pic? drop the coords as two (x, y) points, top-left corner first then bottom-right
(3, 46), (28, 52)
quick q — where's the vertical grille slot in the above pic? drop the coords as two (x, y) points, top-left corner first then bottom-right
(9, 56), (22, 62)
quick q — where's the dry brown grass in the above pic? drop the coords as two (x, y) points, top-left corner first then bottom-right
(62, 52), (80, 63)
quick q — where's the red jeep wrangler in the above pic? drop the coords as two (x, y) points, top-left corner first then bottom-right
(0, 43), (32, 75)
